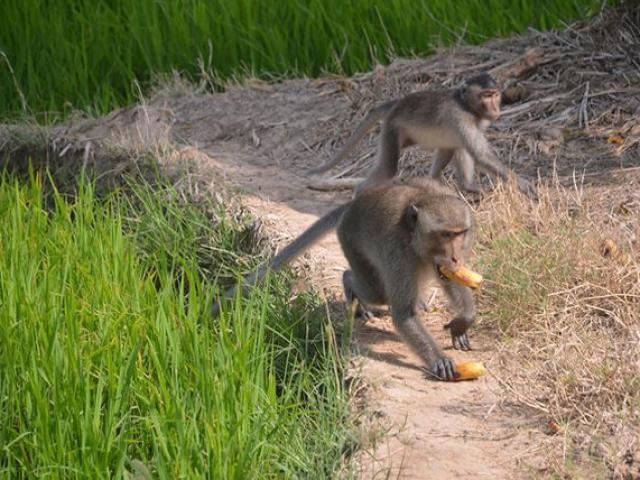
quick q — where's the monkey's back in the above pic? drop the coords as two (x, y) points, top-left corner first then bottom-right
(388, 89), (472, 129)
(337, 181), (435, 274)
(337, 177), (463, 260)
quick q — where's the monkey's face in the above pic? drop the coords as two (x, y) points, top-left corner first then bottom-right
(406, 200), (474, 271)
(431, 229), (470, 273)
(410, 219), (472, 272)
(466, 85), (501, 122)
(480, 88), (501, 121)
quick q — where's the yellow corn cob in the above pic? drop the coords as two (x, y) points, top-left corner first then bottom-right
(439, 265), (483, 289)
(454, 361), (486, 381)
(600, 238), (631, 264)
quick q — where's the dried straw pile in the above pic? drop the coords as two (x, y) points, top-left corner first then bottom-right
(307, 2), (640, 187)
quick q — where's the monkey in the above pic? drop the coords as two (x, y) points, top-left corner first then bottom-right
(337, 177), (476, 380)
(212, 177), (477, 381)
(309, 73), (537, 199)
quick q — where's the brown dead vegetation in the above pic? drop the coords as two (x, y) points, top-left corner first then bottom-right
(477, 178), (639, 478)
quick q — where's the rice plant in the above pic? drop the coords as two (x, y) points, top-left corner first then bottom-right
(0, 0), (608, 120)
(0, 173), (356, 478)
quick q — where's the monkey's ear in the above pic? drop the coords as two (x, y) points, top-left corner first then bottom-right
(405, 204), (419, 230)
(459, 84), (467, 96)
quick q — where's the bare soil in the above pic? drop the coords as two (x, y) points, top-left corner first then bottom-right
(1, 4), (639, 478)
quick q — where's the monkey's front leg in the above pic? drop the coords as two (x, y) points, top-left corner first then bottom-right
(440, 279), (476, 351)
(452, 149), (482, 194)
(391, 304), (458, 381)
(460, 127), (538, 200)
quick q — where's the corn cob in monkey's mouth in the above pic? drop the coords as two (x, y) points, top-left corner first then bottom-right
(439, 265), (483, 289)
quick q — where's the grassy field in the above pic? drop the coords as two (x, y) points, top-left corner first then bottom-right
(0, 0), (608, 120)
(0, 173), (355, 478)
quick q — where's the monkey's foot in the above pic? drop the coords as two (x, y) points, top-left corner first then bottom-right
(451, 331), (471, 350)
(462, 182), (482, 195)
(344, 298), (375, 321)
(343, 269), (375, 321)
(355, 304), (375, 321)
(461, 188), (485, 204)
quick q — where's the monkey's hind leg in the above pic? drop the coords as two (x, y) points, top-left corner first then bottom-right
(356, 125), (401, 194)
(342, 270), (376, 321)
(429, 148), (454, 180)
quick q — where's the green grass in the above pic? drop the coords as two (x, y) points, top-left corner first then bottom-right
(0, 172), (355, 478)
(0, 0), (609, 120)
(477, 227), (576, 333)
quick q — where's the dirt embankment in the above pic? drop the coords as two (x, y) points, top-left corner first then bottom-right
(2, 3), (639, 478)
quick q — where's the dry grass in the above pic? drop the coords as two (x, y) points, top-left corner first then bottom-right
(475, 178), (640, 477)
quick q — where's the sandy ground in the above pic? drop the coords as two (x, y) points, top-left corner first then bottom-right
(190, 140), (551, 479)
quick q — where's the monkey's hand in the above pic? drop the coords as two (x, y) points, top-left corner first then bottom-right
(425, 356), (459, 381)
(444, 317), (473, 351)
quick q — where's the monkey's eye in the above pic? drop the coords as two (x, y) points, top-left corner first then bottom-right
(441, 231), (454, 239)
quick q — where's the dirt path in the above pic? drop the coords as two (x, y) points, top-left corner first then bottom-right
(190, 145), (546, 479)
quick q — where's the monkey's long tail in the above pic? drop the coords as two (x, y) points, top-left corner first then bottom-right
(211, 202), (350, 317)
(308, 100), (397, 176)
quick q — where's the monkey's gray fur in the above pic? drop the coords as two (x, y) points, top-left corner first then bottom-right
(311, 73), (537, 199)
(213, 177), (477, 381)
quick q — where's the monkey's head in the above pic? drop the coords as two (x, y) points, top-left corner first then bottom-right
(461, 73), (501, 122)
(405, 196), (474, 273)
